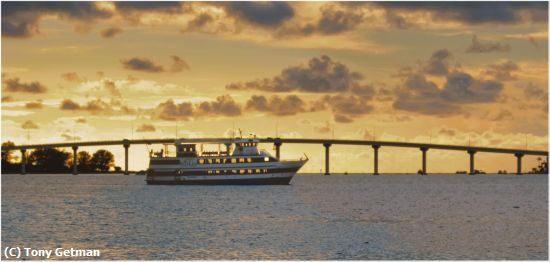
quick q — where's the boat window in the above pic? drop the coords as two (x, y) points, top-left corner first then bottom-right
(231, 158), (237, 164)
(239, 158), (245, 163)
(215, 158), (221, 164)
(263, 169), (267, 173)
(247, 158), (252, 163)
(207, 159), (213, 164)
(239, 169), (245, 174)
(207, 170), (212, 174)
(264, 157), (269, 162)
(255, 169), (261, 173)
(248, 169), (253, 174)
(232, 170), (237, 174)
(215, 170), (220, 174)
(198, 159), (204, 164)
(222, 158), (227, 163)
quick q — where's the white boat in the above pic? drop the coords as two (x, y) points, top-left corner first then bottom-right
(146, 138), (307, 185)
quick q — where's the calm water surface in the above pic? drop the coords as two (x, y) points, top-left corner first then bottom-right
(2, 173), (548, 260)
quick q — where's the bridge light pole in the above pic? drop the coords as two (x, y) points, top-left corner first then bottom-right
(20, 148), (26, 175)
(467, 150), (476, 175)
(420, 147), (428, 175)
(323, 142), (331, 176)
(124, 143), (130, 175)
(372, 144), (380, 175)
(514, 153), (524, 175)
(274, 140), (282, 160)
(72, 145), (78, 175)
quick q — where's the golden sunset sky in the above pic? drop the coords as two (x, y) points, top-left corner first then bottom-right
(1, 1), (548, 173)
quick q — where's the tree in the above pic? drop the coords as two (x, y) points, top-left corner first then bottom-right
(90, 149), (115, 172)
(28, 148), (71, 173)
(1, 141), (18, 173)
(77, 151), (92, 172)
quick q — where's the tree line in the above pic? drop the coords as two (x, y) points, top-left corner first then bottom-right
(1, 141), (120, 174)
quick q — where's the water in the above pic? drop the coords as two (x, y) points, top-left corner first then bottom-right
(2, 173), (548, 260)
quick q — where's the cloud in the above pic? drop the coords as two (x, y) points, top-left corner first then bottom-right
(76, 118), (87, 123)
(2, 2), (112, 38)
(185, 13), (214, 31)
(136, 124), (156, 132)
(245, 95), (306, 116)
(100, 27), (123, 38)
(60, 99), (81, 110)
(21, 120), (39, 129)
(314, 122), (332, 133)
(154, 95), (241, 121)
(423, 49), (453, 76)
(491, 109), (514, 121)
(321, 94), (373, 123)
(227, 55), (369, 94)
(25, 101), (43, 109)
(483, 60), (520, 81)
(373, 2), (548, 26)
(61, 134), (81, 141)
(61, 72), (85, 82)
(103, 79), (121, 97)
(223, 2), (294, 28)
(169, 55), (190, 73)
(121, 56), (190, 73)
(438, 127), (457, 136)
(2, 96), (13, 102)
(277, 3), (364, 36)
(121, 57), (164, 72)
(466, 35), (510, 53)
(2, 77), (47, 93)
(114, 2), (187, 14)
(393, 72), (503, 115)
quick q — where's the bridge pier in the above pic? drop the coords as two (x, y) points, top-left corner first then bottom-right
(324, 143), (331, 175)
(420, 147), (428, 175)
(468, 150), (476, 175)
(20, 148), (26, 175)
(274, 141), (282, 159)
(372, 145), (380, 175)
(124, 144), (130, 175)
(72, 146), (78, 175)
(515, 153), (523, 175)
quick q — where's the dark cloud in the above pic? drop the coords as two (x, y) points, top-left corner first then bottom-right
(121, 57), (164, 72)
(227, 55), (369, 95)
(466, 35), (510, 53)
(322, 94), (373, 123)
(2, 77), (47, 93)
(21, 120), (38, 129)
(277, 3), (364, 36)
(185, 13), (214, 31)
(154, 95), (241, 121)
(423, 49), (453, 76)
(25, 101), (43, 109)
(2, 2), (112, 38)
(61, 72), (85, 82)
(373, 2), (548, 25)
(60, 99), (81, 110)
(245, 95), (306, 116)
(114, 2), (187, 14)
(393, 72), (503, 115)
(483, 60), (520, 81)
(223, 2), (294, 28)
(384, 11), (412, 29)
(136, 124), (156, 132)
(100, 27), (123, 38)
(170, 55), (190, 73)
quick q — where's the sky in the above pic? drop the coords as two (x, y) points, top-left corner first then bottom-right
(1, 1), (548, 173)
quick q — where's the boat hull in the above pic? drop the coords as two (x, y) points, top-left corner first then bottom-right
(146, 175), (293, 185)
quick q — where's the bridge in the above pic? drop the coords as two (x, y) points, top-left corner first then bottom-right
(1, 138), (547, 175)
